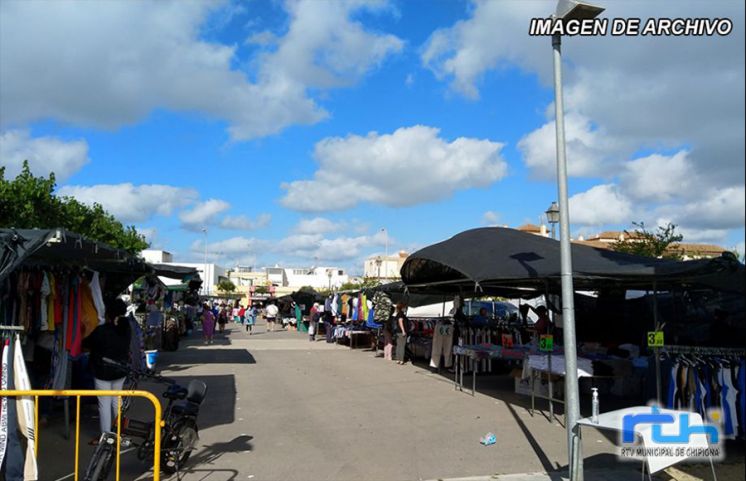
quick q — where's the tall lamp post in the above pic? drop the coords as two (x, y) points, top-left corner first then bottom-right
(327, 268), (333, 291)
(545, 201), (560, 240)
(550, 2), (604, 480)
(202, 228), (209, 296)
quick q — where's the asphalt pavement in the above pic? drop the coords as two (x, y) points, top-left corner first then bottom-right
(36, 320), (744, 481)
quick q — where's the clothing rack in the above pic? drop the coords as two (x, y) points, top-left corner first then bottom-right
(659, 345), (746, 356)
(0, 325), (25, 332)
(654, 344), (746, 404)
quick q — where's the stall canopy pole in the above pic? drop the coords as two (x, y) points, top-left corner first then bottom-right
(653, 281), (662, 404)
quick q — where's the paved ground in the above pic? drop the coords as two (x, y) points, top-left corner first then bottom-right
(37, 320), (744, 481)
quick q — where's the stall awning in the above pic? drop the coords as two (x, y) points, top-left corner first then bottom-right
(401, 227), (744, 293)
(1, 228), (152, 295)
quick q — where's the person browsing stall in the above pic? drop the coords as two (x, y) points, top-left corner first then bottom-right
(82, 298), (131, 443)
(528, 305), (553, 336)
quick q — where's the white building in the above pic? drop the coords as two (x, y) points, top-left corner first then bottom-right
(162, 262), (227, 295)
(264, 266), (349, 290)
(363, 251), (409, 279)
(141, 249), (173, 263)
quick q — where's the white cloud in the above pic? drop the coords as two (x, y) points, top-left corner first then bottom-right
(569, 184), (633, 226)
(179, 199), (230, 230)
(425, 1), (744, 248)
(281, 125), (507, 211)
(421, 1), (546, 99)
(482, 210), (500, 226)
(293, 217), (345, 234)
(657, 186), (745, 231)
(137, 227), (158, 245)
(620, 150), (694, 202)
(220, 213), (271, 230)
(517, 113), (622, 179)
(0, 0), (403, 141)
(57, 183), (198, 223)
(192, 229), (387, 265)
(1, 129), (89, 182)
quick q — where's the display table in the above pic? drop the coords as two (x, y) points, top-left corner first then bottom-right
(526, 353), (592, 423)
(452, 344), (532, 395)
(347, 330), (371, 350)
(576, 407), (717, 479)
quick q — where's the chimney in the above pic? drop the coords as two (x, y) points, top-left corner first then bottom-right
(540, 224), (548, 236)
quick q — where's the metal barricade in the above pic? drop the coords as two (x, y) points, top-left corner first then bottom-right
(0, 389), (162, 481)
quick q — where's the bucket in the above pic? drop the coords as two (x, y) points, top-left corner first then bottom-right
(145, 350), (158, 370)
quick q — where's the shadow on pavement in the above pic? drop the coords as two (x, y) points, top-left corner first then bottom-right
(163, 348), (256, 366)
(186, 435), (254, 466)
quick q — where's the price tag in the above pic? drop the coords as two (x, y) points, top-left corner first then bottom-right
(647, 331), (664, 347)
(539, 334), (554, 352)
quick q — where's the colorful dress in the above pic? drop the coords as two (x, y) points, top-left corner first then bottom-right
(202, 310), (216, 338)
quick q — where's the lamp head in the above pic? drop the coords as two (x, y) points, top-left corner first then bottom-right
(555, 0), (604, 21)
(545, 201), (560, 224)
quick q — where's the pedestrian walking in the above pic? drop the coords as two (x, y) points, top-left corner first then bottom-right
(245, 304), (257, 334)
(309, 302), (319, 341)
(218, 304), (228, 333)
(202, 303), (216, 344)
(265, 301), (279, 332)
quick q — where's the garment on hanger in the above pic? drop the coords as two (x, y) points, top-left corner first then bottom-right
(429, 320), (454, 369)
(0, 339), (9, 468)
(39, 273), (51, 331)
(3, 337), (25, 481)
(79, 278), (99, 338)
(13, 335), (38, 480)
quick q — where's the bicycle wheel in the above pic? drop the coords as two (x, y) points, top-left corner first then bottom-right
(83, 435), (116, 481)
(161, 419), (198, 474)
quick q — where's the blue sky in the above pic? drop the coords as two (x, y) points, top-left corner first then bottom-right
(1, 0), (744, 274)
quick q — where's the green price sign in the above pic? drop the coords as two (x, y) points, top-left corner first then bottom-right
(539, 334), (554, 352)
(647, 331), (664, 347)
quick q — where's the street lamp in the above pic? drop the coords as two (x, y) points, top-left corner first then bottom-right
(202, 228), (208, 296)
(327, 268), (333, 291)
(550, 2), (604, 480)
(545, 201), (560, 240)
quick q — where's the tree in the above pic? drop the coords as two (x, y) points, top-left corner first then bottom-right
(610, 222), (683, 260)
(217, 279), (236, 293)
(0, 161), (148, 253)
(254, 285), (269, 294)
(339, 277), (382, 291)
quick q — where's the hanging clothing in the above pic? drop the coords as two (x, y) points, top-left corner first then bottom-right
(66, 276), (82, 357)
(3, 338), (24, 481)
(79, 279), (99, 339)
(0, 340), (9, 468)
(13, 335), (38, 480)
(39, 273), (51, 331)
(88, 272), (106, 326)
(46, 274), (56, 332)
(430, 321), (454, 369)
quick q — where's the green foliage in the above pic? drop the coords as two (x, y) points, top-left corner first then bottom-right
(610, 222), (683, 260)
(0, 161), (149, 253)
(217, 279), (236, 292)
(253, 285), (269, 294)
(339, 277), (381, 291)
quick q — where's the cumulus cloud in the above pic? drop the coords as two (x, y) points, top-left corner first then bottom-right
(57, 183), (198, 223)
(220, 213), (271, 231)
(620, 150), (694, 202)
(569, 184), (633, 226)
(0, 0), (402, 140)
(192, 228), (387, 265)
(517, 113), (623, 179)
(482, 211), (500, 226)
(281, 125), (507, 211)
(179, 199), (231, 230)
(425, 1), (744, 246)
(1, 129), (89, 182)
(293, 217), (345, 234)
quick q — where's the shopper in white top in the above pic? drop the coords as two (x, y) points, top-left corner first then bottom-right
(265, 302), (279, 332)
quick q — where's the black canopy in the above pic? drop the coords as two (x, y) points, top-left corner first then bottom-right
(401, 227), (744, 294)
(1, 228), (151, 296)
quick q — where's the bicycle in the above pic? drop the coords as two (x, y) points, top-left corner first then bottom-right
(83, 358), (207, 480)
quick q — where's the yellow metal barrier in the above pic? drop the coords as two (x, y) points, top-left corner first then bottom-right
(0, 389), (162, 481)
